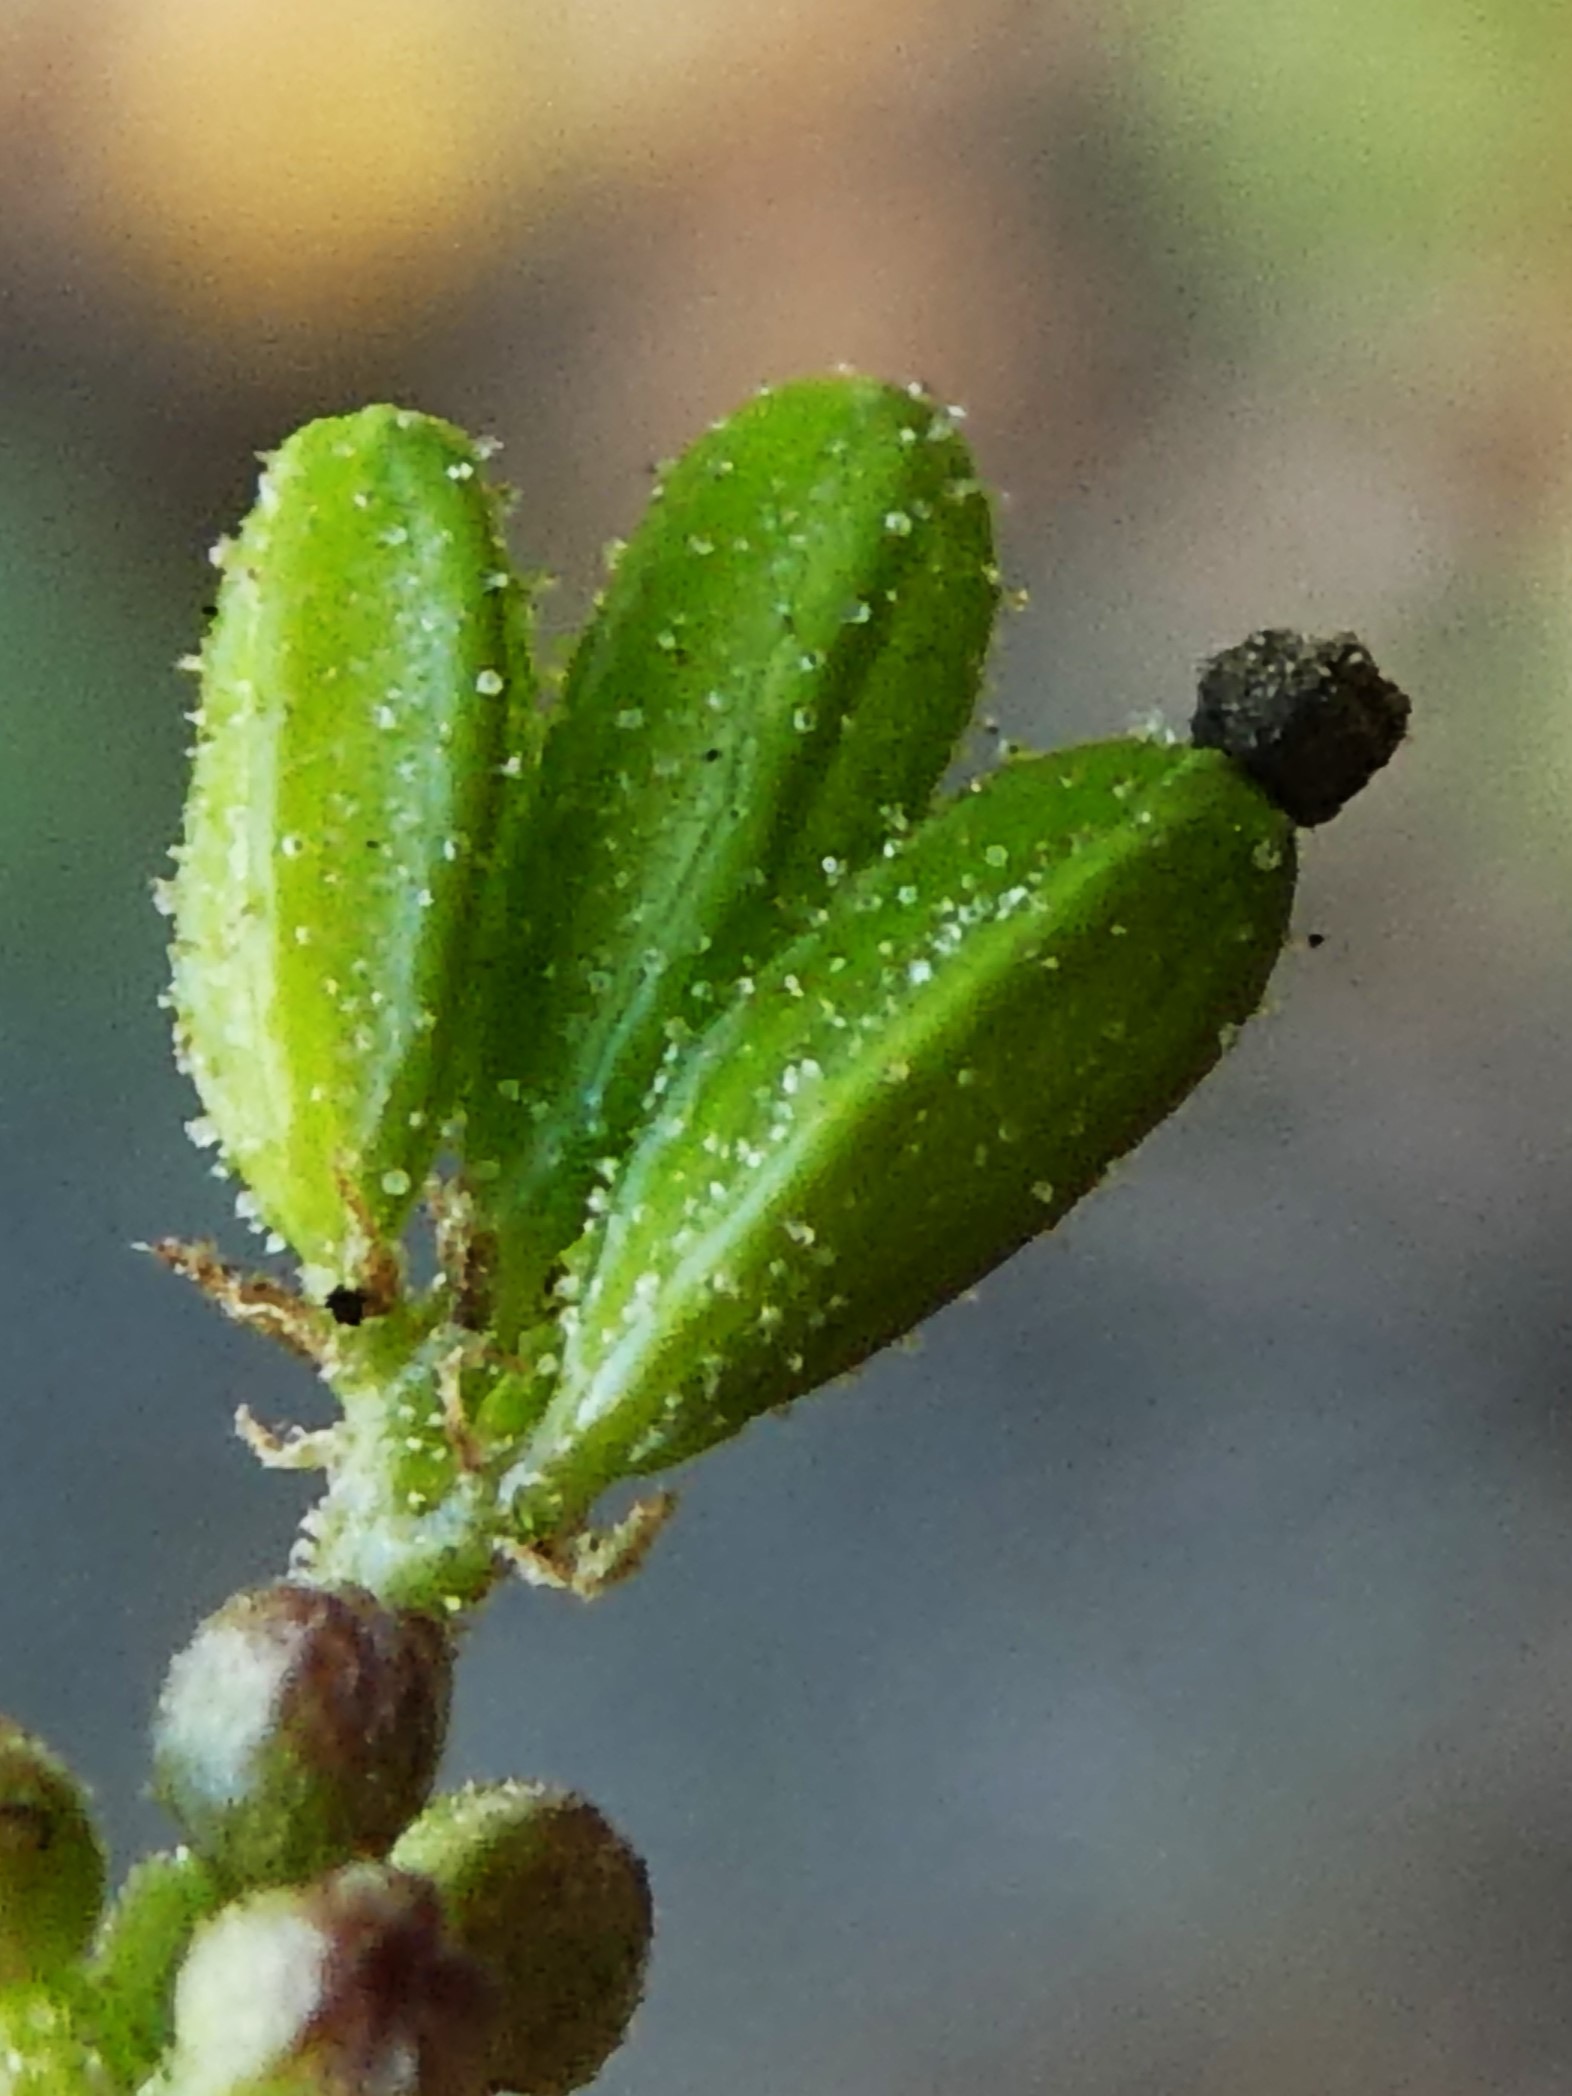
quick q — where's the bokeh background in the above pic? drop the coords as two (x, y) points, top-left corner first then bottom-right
(4, 2), (1572, 2089)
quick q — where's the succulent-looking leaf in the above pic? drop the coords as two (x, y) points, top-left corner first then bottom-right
(0, 1719), (107, 1989)
(167, 405), (534, 1294)
(464, 375), (998, 1344)
(152, 1582), (452, 1891)
(502, 740), (1296, 1529)
(392, 1781), (652, 2096)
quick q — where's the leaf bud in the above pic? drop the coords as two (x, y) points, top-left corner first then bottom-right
(393, 1782), (652, 2095)
(0, 1718), (107, 1988)
(164, 1863), (495, 2096)
(152, 1582), (452, 1890)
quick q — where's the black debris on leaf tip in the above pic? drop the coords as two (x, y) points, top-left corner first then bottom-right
(1191, 629), (1410, 827)
(326, 1286), (370, 1328)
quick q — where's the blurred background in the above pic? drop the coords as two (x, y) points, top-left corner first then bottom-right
(3, 1), (1571, 2088)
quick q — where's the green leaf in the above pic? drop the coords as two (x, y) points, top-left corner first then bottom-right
(463, 375), (998, 1346)
(502, 741), (1296, 1530)
(168, 406), (534, 1294)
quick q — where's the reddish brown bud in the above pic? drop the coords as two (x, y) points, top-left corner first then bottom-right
(168, 1863), (496, 2096)
(152, 1582), (452, 1889)
(394, 1782), (652, 2095)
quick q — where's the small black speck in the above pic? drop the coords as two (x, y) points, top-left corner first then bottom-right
(703, 748), (721, 762)
(1307, 932), (1327, 950)
(326, 1286), (369, 1327)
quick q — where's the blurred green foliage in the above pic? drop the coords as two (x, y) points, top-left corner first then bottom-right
(1141, 0), (1570, 286)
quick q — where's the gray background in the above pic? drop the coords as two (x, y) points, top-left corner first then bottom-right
(4, 3), (1572, 2089)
